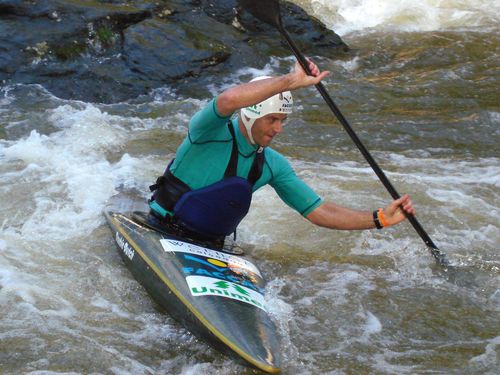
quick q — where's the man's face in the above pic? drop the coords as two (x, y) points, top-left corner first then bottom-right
(251, 113), (288, 147)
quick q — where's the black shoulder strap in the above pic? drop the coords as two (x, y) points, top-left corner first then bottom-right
(247, 147), (265, 186)
(225, 122), (265, 186)
(224, 122), (239, 178)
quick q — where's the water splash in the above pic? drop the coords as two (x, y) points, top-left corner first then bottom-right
(291, 0), (500, 35)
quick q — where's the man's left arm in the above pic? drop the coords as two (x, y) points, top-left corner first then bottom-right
(306, 195), (415, 230)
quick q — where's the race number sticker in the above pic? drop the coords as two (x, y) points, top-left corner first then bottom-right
(186, 275), (267, 312)
(160, 239), (262, 277)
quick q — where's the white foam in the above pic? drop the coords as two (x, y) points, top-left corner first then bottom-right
(291, 0), (500, 35)
(0, 263), (76, 321)
(364, 311), (382, 336)
(265, 278), (295, 317)
(469, 335), (500, 367)
(489, 288), (500, 310)
(489, 111), (500, 124)
(337, 56), (361, 72)
(0, 103), (151, 240)
(0, 87), (14, 109)
(26, 371), (80, 375)
(90, 296), (132, 319)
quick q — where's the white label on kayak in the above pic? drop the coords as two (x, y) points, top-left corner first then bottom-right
(160, 239), (261, 277)
(186, 275), (267, 312)
(115, 232), (134, 260)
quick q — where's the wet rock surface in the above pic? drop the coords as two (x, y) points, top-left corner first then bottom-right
(0, 0), (347, 103)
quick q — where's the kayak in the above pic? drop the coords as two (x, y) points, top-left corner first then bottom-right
(103, 193), (281, 373)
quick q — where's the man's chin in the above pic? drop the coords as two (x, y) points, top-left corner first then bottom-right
(263, 136), (274, 146)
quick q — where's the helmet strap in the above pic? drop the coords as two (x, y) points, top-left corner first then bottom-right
(241, 113), (256, 145)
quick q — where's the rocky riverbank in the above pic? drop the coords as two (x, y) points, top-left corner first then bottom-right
(0, 0), (347, 103)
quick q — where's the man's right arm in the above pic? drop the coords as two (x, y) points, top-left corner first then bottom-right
(216, 60), (329, 117)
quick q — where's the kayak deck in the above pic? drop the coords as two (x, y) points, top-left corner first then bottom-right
(104, 193), (281, 373)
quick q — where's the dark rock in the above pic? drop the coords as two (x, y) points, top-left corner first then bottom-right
(123, 18), (231, 81)
(235, 0), (347, 53)
(0, 0), (348, 103)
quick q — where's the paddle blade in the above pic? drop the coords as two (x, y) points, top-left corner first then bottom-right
(238, 0), (282, 27)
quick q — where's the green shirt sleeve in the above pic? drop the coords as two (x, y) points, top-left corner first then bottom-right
(266, 150), (323, 217)
(188, 97), (232, 143)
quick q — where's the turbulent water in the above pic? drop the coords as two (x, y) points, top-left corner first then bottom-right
(1, 0), (499, 374)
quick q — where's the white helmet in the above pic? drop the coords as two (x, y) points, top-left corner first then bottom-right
(240, 76), (293, 144)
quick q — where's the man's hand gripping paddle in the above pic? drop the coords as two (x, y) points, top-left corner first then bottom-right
(238, 0), (449, 267)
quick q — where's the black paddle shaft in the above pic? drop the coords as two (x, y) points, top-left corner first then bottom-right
(238, 0), (447, 266)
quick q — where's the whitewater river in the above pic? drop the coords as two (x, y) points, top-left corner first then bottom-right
(1, 0), (499, 374)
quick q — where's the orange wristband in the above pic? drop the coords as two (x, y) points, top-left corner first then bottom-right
(377, 208), (389, 228)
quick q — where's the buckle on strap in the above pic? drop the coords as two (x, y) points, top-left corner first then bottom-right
(149, 175), (166, 192)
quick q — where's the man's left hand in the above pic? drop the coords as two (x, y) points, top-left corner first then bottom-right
(382, 194), (415, 227)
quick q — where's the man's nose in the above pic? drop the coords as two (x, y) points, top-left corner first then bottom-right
(273, 121), (284, 133)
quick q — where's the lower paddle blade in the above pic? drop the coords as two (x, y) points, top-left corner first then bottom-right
(238, 0), (282, 27)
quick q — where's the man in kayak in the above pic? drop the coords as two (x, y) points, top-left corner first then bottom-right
(148, 59), (415, 248)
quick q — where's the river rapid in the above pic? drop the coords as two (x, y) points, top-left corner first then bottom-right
(1, 0), (499, 374)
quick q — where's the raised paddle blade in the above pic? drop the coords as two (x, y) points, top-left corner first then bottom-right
(238, 0), (282, 27)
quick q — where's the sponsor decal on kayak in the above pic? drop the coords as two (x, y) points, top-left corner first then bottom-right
(186, 275), (267, 311)
(182, 265), (263, 294)
(115, 232), (134, 260)
(160, 239), (261, 277)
